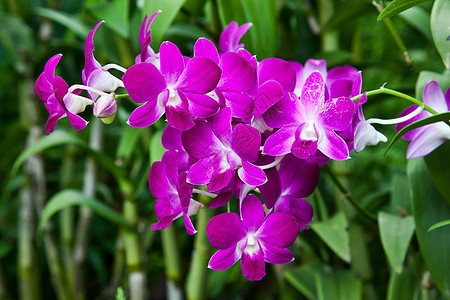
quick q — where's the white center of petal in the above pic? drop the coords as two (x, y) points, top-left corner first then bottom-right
(300, 123), (317, 141)
(243, 233), (260, 256)
(165, 86), (181, 107)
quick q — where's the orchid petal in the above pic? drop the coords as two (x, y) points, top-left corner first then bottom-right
(127, 100), (165, 128)
(123, 63), (166, 103)
(406, 123), (450, 159)
(207, 212), (245, 249)
(253, 80), (284, 117)
(165, 97), (195, 131)
(423, 80), (447, 112)
(258, 167), (281, 209)
(241, 247), (265, 281)
(231, 124), (261, 162)
(257, 212), (298, 248)
(263, 126), (296, 156)
(211, 107), (232, 145)
(222, 91), (254, 118)
(301, 71), (325, 119)
(319, 96), (354, 131)
(160, 41), (185, 85)
(177, 57), (221, 94)
(218, 52), (256, 92)
(262, 243), (294, 264)
(184, 92), (219, 118)
(238, 161), (267, 187)
(258, 58), (296, 92)
(208, 246), (240, 270)
(182, 121), (223, 159)
(194, 38), (220, 64)
(318, 129), (350, 160)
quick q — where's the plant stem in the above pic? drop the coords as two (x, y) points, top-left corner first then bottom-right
(161, 226), (183, 300)
(351, 88), (438, 115)
(186, 207), (213, 300)
(122, 198), (145, 300)
(73, 118), (103, 300)
(323, 165), (377, 222)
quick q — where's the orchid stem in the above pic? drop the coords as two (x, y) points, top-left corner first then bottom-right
(351, 88), (438, 115)
(323, 165), (377, 222)
(186, 207), (213, 300)
(192, 188), (217, 198)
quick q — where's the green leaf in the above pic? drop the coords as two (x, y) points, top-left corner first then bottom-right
(408, 158), (450, 294)
(116, 126), (143, 161)
(377, 0), (432, 21)
(398, 6), (432, 41)
(385, 112), (450, 155)
(33, 7), (90, 39)
(284, 262), (323, 299)
(311, 212), (350, 263)
(115, 287), (125, 300)
(378, 212), (415, 273)
(415, 70), (450, 100)
(150, 129), (165, 164)
(217, 0), (277, 59)
(425, 141), (450, 205)
(316, 270), (362, 300)
(142, 0), (187, 46)
(428, 219), (450, 232)
(0, 13), (33, 68)
(389, 173), (411, 214)
(88, 0), (130, 38)
(38, 189), (133, 242)
(12, 130), (133, 195)
(386, 268), (420, 300)
(431, 0), (450, 69)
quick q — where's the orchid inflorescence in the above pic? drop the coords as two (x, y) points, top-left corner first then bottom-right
(34, 11), (450, 281)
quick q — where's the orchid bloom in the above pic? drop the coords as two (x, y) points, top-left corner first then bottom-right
(34, 54), (89, 135)
(123, 41), (221, 130)
(207, 194), (298, 281)
(396, 80), (450, 158)
(219, 21), (253, 53)
(149, 151), (203, 235)
(181, 107), (266, 192)
(82, 21), (124, 100)
(263, 71), (355, 160)
(136, 11), (161, 65)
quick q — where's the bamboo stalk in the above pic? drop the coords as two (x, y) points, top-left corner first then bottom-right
(73, 118), (103, 300)
(161, 226), (183, 300)
(186, 207), (213, 300)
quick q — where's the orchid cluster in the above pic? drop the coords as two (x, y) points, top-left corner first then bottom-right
(34, 11), (450, 281)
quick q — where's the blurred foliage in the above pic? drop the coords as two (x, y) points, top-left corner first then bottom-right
(0, 0), (449, 299)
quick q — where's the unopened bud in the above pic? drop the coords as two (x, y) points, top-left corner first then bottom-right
(93, 93), (117, 124)
(63, 93), (93, 114)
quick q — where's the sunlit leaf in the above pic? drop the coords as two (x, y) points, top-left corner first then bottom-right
(398, 6), (432, 41)
(38, 189), (133, 242)
(407, 158), (450, 294)
(142, 0), (187, 46)
(378, 212), (415, 273)
(415, 70), (450, 100)
(33, 7), (90, 39)
(150, 129), (165, 164)
(385, 112), (450, 155)
(88, 0), (130, 38)
(428, 219), (450, 232)
(377, 0), (432, 21)
(316, 270), (362, 300)
(431, 0), (450, 69)
(311, 212), (350, 263)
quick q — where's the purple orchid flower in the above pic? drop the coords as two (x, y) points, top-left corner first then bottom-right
(219, 21), (253, 53)
(82, 21), (124, 100)
(34, 54), (88, 135)
(207, 194), (298, 281)
(149, 151), (203, 235)
(136, 11), (161, 65)
(194, 38), (257, 118)
(123, 41), (221, 130)
(396, 80), (450, 158)
(181, 107), (266, 192)
(263, 71), (355, 160)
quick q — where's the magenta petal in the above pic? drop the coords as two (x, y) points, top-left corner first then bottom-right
(406, 124), (450, 158)
(184, 92), (219, 118)
(211, 107), (232, 145)
(148, 162), (171, 199)
(253, 80), (284, 117)
(262, 243), (294, 264)
(263, 92), (298, 128)
(186, 156), (215, 185)
(177, 57), (221, 94)
(165, 98), (195, 131)
(291, 137), (318, 159)
(423, 81), (447, 112)
(183, 213), (197, 235)
(123, 63), (166, 103)
(275, 196), (313, 230)
(238, 161), (267, 186)
(160, 41), (185, 85)
(231, 124), (261, 162)
(241, 247), (266, 281)
(207, 168), (234, 192)
(258, 58), (296, 92)
(396, 106), (429, 140)
(319, 96), (354, 131)
(127, 101), (165, 128)
(318, 129), (350, 160)
(194, 38), (220, 64)
(151, 215), (175, 231)
(208, 246), (240, 270)
(182, 122), (222, 159)
(66, 111), (88, 131)
(301, 71), (325, 118)
(257, 212), (298, 248)
(304, 59), (327, 81)
(219, 21), (252, 53)
(218, 52), (256, 92)
(241, 194), (265, 229)
(222, 91), (254, 118)
(279, 155), (319, 198)
(259, 167), (281, 209)
(263, 126), (296, 156)
(207, 212), (245, 249)
(162, 125), (183, 151)
(34, 72), (53, 101)
(45, 113), (61, 135)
